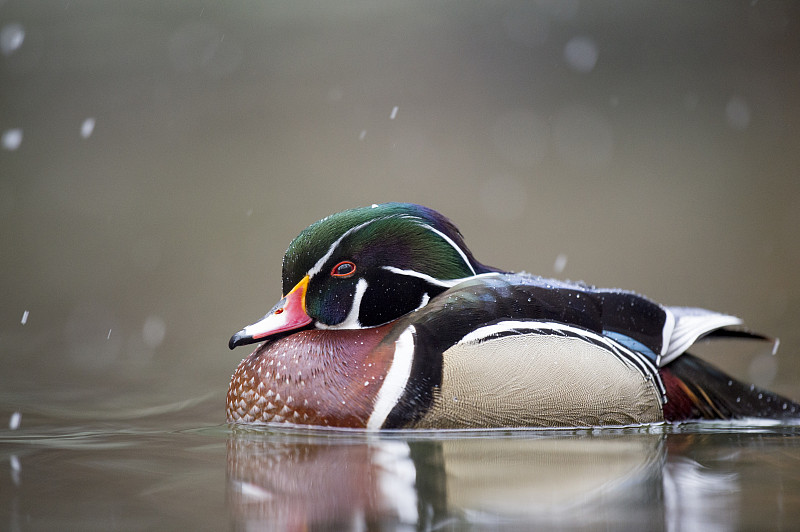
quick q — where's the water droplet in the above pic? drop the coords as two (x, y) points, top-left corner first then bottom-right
(0, 23), (25, 55)
(80, 117), (96, 139)
(553, 254), (568, 274)
(9, 454), (20, 486)
(564, 36), (598, 73)
(142, 315), (166, 348)
(2, 128), (22, 151)
(9, 411), (21, 430)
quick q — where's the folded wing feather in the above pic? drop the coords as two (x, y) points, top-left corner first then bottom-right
(660, 307), (744, 366)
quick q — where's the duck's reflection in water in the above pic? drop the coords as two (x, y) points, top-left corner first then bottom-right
(227, 431), (418, 530)
(226, 428), (741, 530)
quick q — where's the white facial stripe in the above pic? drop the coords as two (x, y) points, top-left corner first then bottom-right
(381, 267), (500, 290)
(380, 266), (465, 288)
(315, 278), (368, 330)
(307, 219), (377, 278)
(367, 325), (416, 430)
(418, 223), (476, 276)
(307, 214), (475, 281)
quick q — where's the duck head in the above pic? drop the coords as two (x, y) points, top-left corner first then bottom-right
(229, 203), (497, 349)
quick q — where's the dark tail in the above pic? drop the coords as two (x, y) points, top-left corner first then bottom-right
(661, 353), (800, 422)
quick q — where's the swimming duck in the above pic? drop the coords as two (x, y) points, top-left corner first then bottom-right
(227, 203), (798, 429)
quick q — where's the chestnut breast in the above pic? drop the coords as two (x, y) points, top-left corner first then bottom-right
(227, 325), (396, 428)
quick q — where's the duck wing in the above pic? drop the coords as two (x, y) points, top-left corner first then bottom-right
(426, 274), (776, 367)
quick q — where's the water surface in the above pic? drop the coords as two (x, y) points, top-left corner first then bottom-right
(2, 1), (799, 530)
(4, 404), (800, 530)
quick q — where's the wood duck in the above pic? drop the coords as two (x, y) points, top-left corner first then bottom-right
(227, 203), (799, 429)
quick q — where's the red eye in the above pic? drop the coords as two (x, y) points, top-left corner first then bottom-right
(331, 261), (356, 277)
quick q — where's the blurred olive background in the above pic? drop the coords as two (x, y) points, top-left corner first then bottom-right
(1, 1), (799, 418)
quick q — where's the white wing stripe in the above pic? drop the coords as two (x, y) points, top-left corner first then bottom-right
(459, 320), (665, 400)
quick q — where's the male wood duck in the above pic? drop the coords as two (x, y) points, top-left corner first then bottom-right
(227, 203), (799, 429)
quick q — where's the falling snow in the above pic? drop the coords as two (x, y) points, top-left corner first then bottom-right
(80, 118), (96, 139)
(2, 129), (22, 151)
(9, 411), (21, 430)
(554, 254), (568, 274)
(0, 23), (25, 55)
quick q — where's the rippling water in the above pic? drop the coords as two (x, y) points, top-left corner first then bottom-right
(2, 1), (799, 529)
(4, 400), (800, 530)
